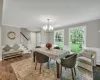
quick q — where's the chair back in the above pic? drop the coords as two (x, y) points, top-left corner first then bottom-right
(35, 46), (41, 48)
(54, 46), (60, 49)
(61, 54), (77, 68)
(35, 52), (49, 63)
(82, 49), (96, 59)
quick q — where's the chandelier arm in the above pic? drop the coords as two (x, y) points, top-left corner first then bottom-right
(43, 19), (53, 31)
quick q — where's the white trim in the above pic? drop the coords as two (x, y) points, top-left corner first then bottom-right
(68, 26), (86, 52)
(54, 29), (64, 47)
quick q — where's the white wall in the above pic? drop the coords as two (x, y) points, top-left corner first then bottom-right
(21, 28), (31, 39)
(54, 19), (100, 48)
(0, 0), (3, 60)
(41, 29), (54, 44)
(0, 27), (1, 46)
(54, 19), (100, 65)
(1, 26), (21, 45)
(41, 29), (47, 44)
(0, 27), (2, 60)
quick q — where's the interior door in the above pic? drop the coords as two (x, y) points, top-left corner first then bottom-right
(30, 32), (36, 48)
(36, 32), (41, 46)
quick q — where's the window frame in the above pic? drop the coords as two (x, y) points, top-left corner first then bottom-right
(69, 26), (86, 52)
(54, 29), (64, 47)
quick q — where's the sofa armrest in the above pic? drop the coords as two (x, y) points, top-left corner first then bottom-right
(91, 54), (96, 66)
(77, 53), (83, 57)
(2, 49), (6, 53)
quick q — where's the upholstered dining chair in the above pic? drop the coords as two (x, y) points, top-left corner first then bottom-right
(54, 46), (60, 49)
(35, 46), (41, 48)
(35, 52), (49, 74)
(33, 46), (41, 62)
(61, 54), (77, 80)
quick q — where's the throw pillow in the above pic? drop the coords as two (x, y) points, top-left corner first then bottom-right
(3, 45), (11, 52)
(12, 44), (20, 50)
(10, 49), (15, 52)
(82, 52), (87, 57)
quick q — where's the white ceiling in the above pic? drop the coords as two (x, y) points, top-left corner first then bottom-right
(2, 0), (100, 30)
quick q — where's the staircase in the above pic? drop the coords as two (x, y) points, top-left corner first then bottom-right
(20, 32), (29, 53)
(19, 44), (30, 53)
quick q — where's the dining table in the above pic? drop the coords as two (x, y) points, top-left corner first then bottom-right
(33, 47), (70, 78)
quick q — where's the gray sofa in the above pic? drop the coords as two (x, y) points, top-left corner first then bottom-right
(2, 44), (23, 60)
(77, 49), (96, 72)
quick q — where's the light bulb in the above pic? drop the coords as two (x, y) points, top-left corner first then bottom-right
(43, 25), (47, 30)
(49, 25), (53, 31)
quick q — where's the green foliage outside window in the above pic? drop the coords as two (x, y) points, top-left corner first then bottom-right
(54, 30), (64, 48)
(70, 28), (84, 53)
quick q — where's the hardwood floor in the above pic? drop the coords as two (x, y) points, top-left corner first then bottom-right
(0, 53), (31, 80)
(0, 53), (100, 80)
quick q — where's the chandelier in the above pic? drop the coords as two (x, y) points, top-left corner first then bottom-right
(43, 19), (54, 31)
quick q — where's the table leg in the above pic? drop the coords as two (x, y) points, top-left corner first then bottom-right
(33, 52), (35, 62)
(56, 61), (60, 78)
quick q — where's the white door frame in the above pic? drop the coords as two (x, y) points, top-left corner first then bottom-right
(68, 26), (86, 52)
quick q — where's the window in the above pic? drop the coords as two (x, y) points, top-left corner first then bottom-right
(69, 26), (86, 53)
(54, 30), (64, 47)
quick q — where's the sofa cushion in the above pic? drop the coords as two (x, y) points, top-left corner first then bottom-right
(12, 44), (20, 50)
(3, 45), (11, 52)
(82, 52), (87, 57)
(2, 50), (23, 57)
(85, 52), (92, 59)
(78, 57), (92, 65)
(10, 49), (15, 52)
(83, 49), (96, 59)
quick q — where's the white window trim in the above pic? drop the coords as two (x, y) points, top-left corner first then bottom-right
(54, 29), (64, 46)
(68, 26), (86, 52)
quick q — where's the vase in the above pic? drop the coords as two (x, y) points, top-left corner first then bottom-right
(47, 47), (51, 50)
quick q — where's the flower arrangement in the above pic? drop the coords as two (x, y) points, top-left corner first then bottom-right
(46, 43), (52, 50)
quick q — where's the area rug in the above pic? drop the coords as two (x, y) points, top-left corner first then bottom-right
(93, 66), (100, 80)
(11, 58), (93, 80)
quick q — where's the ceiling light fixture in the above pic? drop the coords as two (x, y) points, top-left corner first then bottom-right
(43, 19), (53, 31)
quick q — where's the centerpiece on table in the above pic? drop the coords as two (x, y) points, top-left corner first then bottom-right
(46, 43), (52, 50)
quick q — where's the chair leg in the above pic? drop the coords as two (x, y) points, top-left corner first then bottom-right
(71, 68), (74, 80)
(74, 67), (76, 75)
(47, 61), (49, 69)
(49, 58), (51, 61)
(39, 63), (42, 74)
(33, 52), (35, 62)
(60, 66), (62, 76)
(35, 61), (37, 70)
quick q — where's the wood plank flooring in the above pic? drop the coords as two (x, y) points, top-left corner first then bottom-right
(0, 53), (31, 80)
(0, 53), (100, 80)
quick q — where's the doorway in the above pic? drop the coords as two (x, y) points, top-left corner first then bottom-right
(69, 26), (86, 53)
(30, 32), (41, 47)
